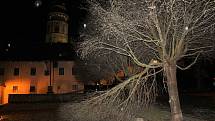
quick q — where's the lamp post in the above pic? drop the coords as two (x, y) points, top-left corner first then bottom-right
(45, 60), (53, 94)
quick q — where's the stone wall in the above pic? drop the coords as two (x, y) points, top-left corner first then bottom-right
(8, 92), (86, 103)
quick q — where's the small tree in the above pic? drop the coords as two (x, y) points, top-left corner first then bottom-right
(78, 0), (215, 120)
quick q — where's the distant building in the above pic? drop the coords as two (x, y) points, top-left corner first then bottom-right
(0, 1), (84, 104)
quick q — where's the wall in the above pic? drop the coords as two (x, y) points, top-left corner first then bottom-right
(9, 92), (85, 103)
(0, 61), (84, 104)
(0, 86), (3, 104)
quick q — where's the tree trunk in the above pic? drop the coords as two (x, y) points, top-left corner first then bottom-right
(164, 61), (183, 121)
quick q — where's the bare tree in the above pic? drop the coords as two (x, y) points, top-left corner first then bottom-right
(78, 0), (215, 121)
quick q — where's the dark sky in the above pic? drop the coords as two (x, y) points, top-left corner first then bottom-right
(0, 0), (84, 45)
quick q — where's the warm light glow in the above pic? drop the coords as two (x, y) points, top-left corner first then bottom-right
(2, 79), (30, 104)
(116, 70), (125, 78)
(100, 79), (109, 85)
(152, 60), (158, 64)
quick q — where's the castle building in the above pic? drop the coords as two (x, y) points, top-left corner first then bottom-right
(0, 2), (84, 104)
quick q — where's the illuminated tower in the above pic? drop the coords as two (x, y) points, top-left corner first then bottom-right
(46, 3), (69, 43)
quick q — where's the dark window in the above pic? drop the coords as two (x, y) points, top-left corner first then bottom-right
(59, 68), (64, 75)
(14, 68), (19, 76)
(30, 68), (36, 76)
(54, 25), (59, 33)
(72, 68), (77, 75)
(0, 68), (4, 75)
(72, 85), (78, 90)
(57, 86), (61, 90)
(44, 70), (49, 76)
(53, 61), (58, 68)
(13, 86), (18, 92)
(30, 86), (36, 92)
(62, 24), (65, 33)
(49, 37), (52, 42)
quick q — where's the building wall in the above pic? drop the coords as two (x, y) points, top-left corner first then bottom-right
(0, 61), (84, 104)
(0, 86), (3, 104)
(46, 33), (68, 43)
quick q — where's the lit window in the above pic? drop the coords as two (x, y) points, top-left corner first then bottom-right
(0, 68), (4, 75)
(59, 68), (64, 75)
(30, 68), (36, 76)
(14, 68), (19, 76)
(72, 85), (78, 90)
(30, 86), (36, 92)
(13, 86), (18, 93)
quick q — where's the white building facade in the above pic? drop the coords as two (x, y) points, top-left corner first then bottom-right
(0, 61), (84, 104)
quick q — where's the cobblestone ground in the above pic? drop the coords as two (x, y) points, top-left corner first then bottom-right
(0, 95), (215, 121)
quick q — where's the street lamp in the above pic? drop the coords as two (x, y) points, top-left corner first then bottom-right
(34, 0), (42, 7)
(45, 60), (53, 94)
(83, 24), (87, 28)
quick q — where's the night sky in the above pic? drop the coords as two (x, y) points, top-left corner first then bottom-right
(0, 0), (84, 45)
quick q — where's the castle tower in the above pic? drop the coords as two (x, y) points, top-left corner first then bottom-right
(46, 3), (69, 43)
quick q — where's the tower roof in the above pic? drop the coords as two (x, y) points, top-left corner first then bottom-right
(50, 3), (67, 13)
(48, 0), (68, 14)
(47, 1), (69, 22)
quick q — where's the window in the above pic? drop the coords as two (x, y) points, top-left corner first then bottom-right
(44, 70), (49, 76)
(0, 68), (4, 75)
(72, 85), (78, 90)
(62, 24), (65, 33)
(30, 68), (36, 76)
(72, 68), (77, 75)
(30, 86), (36, 92)
(53, 61), (58, 68)
(14, 68), (19, 76)
(13, 86), (18, 93)
(57, 86), (61, 90)
(54, 24), (59, 33)
(59, 68), (64, 75)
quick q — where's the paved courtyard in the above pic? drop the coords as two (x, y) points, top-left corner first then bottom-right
(0, 95), (215, 121)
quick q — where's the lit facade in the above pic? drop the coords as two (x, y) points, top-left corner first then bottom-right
(0, 61), (84, 104)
